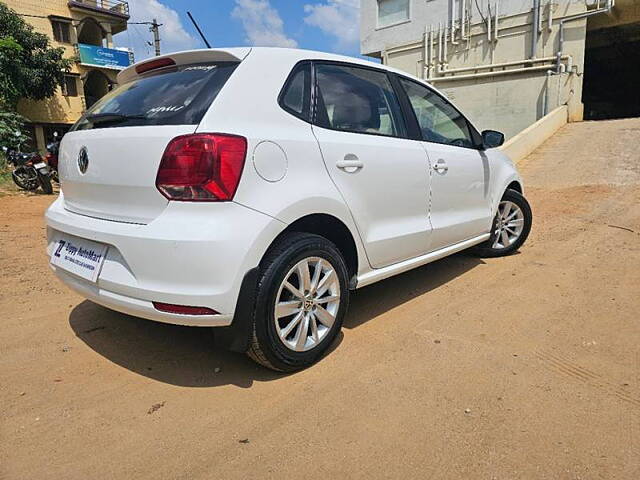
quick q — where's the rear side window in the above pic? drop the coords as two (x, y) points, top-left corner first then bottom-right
(72, 62), (238, 130)
(314, 63), (407, 138)
(279, 62), (311, 121)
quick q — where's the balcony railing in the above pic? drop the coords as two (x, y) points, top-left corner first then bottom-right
(68, 0), (130, 19)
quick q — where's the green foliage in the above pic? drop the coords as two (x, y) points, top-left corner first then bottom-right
(0, 148), (12, 187)
(0, 110), (28, 148)
(0, 2), (73, 110)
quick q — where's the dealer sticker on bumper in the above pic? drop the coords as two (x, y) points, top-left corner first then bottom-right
(50, 235), (108, 283)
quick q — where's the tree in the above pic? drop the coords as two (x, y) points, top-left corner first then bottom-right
(0, 2), (72, 110)
(0, 111), (28, 148)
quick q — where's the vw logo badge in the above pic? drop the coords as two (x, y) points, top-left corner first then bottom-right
(78, 147), (89, 174)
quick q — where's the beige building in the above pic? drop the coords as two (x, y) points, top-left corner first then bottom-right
(6, 0), (132, 151)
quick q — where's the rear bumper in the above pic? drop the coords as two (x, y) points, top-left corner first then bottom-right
(54, 267), (233, 326)
(45, 194), (284, 327)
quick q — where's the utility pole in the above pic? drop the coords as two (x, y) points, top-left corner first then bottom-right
(150, 18), (161, 56)
(129, 20), (163, 56)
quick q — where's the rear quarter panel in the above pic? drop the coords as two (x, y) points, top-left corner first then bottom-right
(197, 50), (371, 274)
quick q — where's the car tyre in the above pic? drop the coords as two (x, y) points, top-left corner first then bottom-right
(247, 232), (349, 372)
(472, 189), (532, 257)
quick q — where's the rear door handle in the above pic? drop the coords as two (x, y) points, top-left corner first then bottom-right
(336, 157), (363, 173)
(433, 159), (448, 173)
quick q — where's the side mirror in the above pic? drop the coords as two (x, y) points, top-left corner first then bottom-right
(481, 130), (505, 149)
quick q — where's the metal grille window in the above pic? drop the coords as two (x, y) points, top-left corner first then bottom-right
(62, 75), (78, 97)
(51, 20), (71, 43)
(377, 0), (410, 28)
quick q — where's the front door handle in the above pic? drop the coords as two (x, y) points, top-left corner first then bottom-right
(433, 159), (448, 173)
(336, 156), (363, 173)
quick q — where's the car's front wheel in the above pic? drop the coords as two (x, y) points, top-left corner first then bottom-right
(247, 233), (349, 372)
(472, 189), (532, 257)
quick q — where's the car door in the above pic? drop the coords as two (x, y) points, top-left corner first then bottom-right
(311, 62), (432, 269)
(398, 77), (492, 251)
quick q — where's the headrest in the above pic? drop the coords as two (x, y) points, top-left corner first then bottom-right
(331, 91), (380, 131)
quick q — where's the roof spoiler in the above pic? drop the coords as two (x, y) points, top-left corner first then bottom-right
(117, 48), (252, 84)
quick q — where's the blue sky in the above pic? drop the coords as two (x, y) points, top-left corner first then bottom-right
(114, 0), (362, 63)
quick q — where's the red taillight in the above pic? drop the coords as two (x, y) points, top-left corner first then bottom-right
(135, 57), (175, 74)
(156, 134), (247, 202)
(153, 302), (218, 315)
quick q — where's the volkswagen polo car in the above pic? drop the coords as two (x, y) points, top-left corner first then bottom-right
(46, 47), (532, 371)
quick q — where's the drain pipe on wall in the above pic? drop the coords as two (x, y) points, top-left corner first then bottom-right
(543, 69), (553, 115)
(461, 0), (466, 40)
(424, 25), (434, 79)
(494, 0), (500, 42)
(532, 0), (540, 58)
(438, 22), (443, 67)
(450, 0), (459, 45)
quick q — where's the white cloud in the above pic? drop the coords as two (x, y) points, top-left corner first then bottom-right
(303, 0), (359, 53)
(114, 0), (198, 62)
(231, 0), (297, 48)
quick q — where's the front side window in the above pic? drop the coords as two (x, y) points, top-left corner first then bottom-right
(72, 62), (238, 130)
(378, 0), (410, 28)
(314, 63), (407, 138)
(399, 78), (475, 148)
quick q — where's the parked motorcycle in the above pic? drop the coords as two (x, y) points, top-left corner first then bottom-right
(3, 146), (54, 194)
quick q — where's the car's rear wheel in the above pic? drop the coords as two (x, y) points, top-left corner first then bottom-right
(247, 233), (349, 372)
(472, 189), (532, 257)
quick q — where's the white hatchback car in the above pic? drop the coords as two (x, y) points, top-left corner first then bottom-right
(46, 47), (531, 371)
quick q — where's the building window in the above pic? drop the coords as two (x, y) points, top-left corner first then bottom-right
(378, 0), (410, 28)
(62, 75), (78, 97)
(51, 19), (71, 43)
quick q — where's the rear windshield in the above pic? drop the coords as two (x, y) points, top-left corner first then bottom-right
(71, 62), (238, 130)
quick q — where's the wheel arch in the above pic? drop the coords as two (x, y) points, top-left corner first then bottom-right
(506, 180), (523, 194)
(491, 174), (525, 215)
(266, 213), (360, 287)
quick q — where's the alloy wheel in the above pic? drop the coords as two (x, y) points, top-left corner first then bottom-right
(492, 200), (525, 249)
(273, 257), (341, 352)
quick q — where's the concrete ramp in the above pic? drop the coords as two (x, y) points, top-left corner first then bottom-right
(521, 117), (640, 188)
(500, 106), (568, 164)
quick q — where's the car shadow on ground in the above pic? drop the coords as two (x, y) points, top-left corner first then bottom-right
(345, 252), (485, 329)
(69, 252), (483, 388)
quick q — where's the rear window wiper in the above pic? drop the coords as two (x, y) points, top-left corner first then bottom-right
(86, 113), (148, 124)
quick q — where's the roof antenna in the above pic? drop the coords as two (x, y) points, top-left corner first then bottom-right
(187, 11), (211, 49)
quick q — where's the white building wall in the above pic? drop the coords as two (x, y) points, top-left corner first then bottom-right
(362, 0), (546, 57)
(360, 0), (606, 139)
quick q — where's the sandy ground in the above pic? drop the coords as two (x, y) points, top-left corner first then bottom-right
(1, 118), (640, 479)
